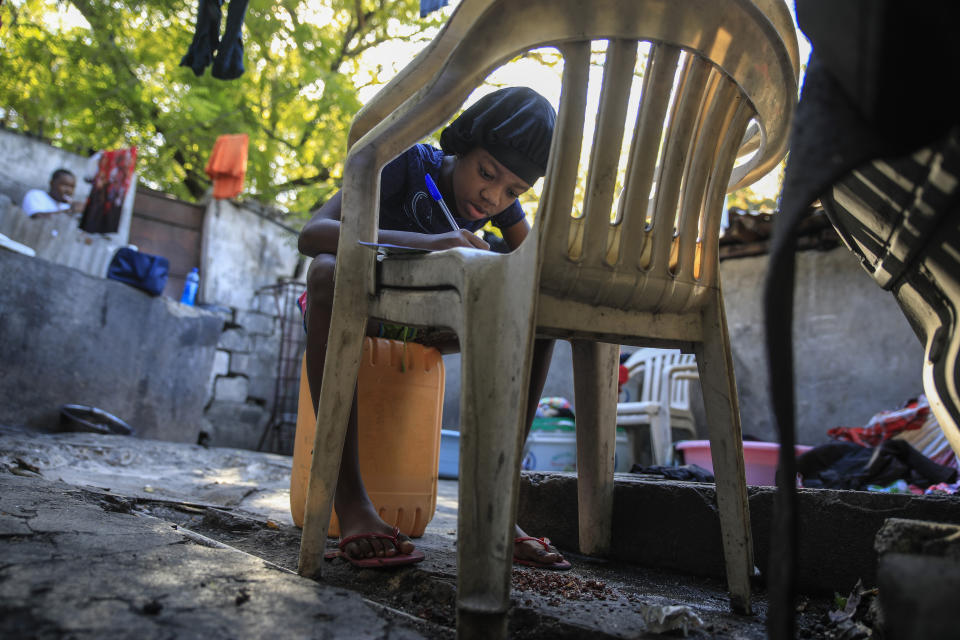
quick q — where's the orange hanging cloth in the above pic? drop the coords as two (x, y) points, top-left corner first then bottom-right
(205, 133), (248, 199)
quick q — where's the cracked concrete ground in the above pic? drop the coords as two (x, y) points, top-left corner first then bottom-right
(0, 472), (429, 639)
(0, 426), (857, 638)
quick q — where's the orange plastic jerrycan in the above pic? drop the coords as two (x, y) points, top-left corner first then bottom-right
(290, 337), (445, 537)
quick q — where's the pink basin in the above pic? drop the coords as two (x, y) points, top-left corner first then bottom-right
(675, 440), (813, 486)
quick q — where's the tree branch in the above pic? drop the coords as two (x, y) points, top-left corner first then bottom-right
(271, 168), (332, 191)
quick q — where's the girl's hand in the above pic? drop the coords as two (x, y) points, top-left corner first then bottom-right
(427, 229), (490, 251)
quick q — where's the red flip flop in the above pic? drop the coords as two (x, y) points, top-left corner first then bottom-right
(513, 536), (572, 570)
(324, 527), (425, 568)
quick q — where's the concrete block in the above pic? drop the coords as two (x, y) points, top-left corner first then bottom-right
(874, 517), (960, 639)
(0, 250), (222, 443)
(198, 303), (235, 326)
(218, 327), (252, 353)
(878, 552), (960, 639)
(206, 350), (230, 408)
(235, 309), (276, 336)
(212, 350), (230, 377)
(214, 376), (249, 403)
(875, 518), (960, 558)
(250, 331), (281, 356)
(517, 472), (960, 595)
(246, 377), (274, 406)
(228, 352), (252, 376)
(203, 400), (269, 451)
(252, 289), (277, 314)
(248, 342), (285, 375)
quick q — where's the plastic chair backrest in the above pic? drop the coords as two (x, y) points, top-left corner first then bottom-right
(340, 1), (799, 302)
(623, 348), (696, 412)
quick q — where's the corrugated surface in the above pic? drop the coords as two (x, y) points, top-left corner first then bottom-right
(0, 203), (120, 277)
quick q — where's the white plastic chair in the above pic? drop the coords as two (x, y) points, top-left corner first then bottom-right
(617, 348), (698, 465)
(297, 1), (799, 636)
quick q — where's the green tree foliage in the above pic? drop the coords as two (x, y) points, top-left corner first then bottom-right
(0, 0), (441, 219)
(726, 159), (786, 213)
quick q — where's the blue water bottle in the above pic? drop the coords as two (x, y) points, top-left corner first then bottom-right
(180, 267), (199, 305)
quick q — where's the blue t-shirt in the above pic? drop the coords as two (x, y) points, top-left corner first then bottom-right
(377, 144), (525, 234)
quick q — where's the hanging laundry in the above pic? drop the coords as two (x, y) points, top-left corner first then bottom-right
(420, 0), (449, 18)
(180, 0), (250, 80)
(79, 147), (137, 234)
(205, 133), (248, 199)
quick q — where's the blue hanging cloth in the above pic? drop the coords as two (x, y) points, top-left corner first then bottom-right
(419, 0), (449, 18)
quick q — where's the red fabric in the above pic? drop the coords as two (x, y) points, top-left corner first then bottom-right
(79, 147), (137, 234)
(618, 364), (629, 391)
(827, 396), (929, 447)
(205, 133), (248, 199)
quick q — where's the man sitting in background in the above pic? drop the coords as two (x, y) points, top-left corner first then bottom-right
(21, 169), (81, 218)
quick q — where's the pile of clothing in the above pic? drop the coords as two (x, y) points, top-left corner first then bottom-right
(798, 395), (960, 494)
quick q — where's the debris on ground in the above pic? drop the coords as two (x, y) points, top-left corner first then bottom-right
(512, 568), (616, 605)
(824, 579), (878, 639)
(639, 603), (704, 636)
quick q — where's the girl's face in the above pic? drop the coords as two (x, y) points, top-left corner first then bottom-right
(451, 148), (531, 222)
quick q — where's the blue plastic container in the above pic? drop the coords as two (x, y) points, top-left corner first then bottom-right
(438, 429), (460, 479)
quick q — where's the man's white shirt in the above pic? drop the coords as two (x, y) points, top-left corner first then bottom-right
(21, 189), (71, 216)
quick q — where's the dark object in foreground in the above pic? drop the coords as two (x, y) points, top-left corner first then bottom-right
(630, 464), (715, 483)
(60, 404), (133, 436)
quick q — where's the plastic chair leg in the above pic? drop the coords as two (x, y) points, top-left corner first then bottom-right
(696, 291), (753, 614)
(571, 339), (619, 557)
(455, 275), (536, 638)
(297, 313), (368, 578)
(897, 272), (960, 459)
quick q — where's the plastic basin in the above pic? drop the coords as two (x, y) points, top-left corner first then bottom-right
(522, 418), (634, 472)
(59, 404), (134, 436)
(675, 440), (813, 486)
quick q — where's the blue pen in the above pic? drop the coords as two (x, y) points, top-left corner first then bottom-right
(424, 173), (460, 232)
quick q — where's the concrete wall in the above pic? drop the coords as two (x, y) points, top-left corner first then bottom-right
(200, 199), (303, 309)
(0, 250), (223, 442)
(197, 199), (305, 451)
(0, 130), (92, 207)
(698, 246), (925, 445)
